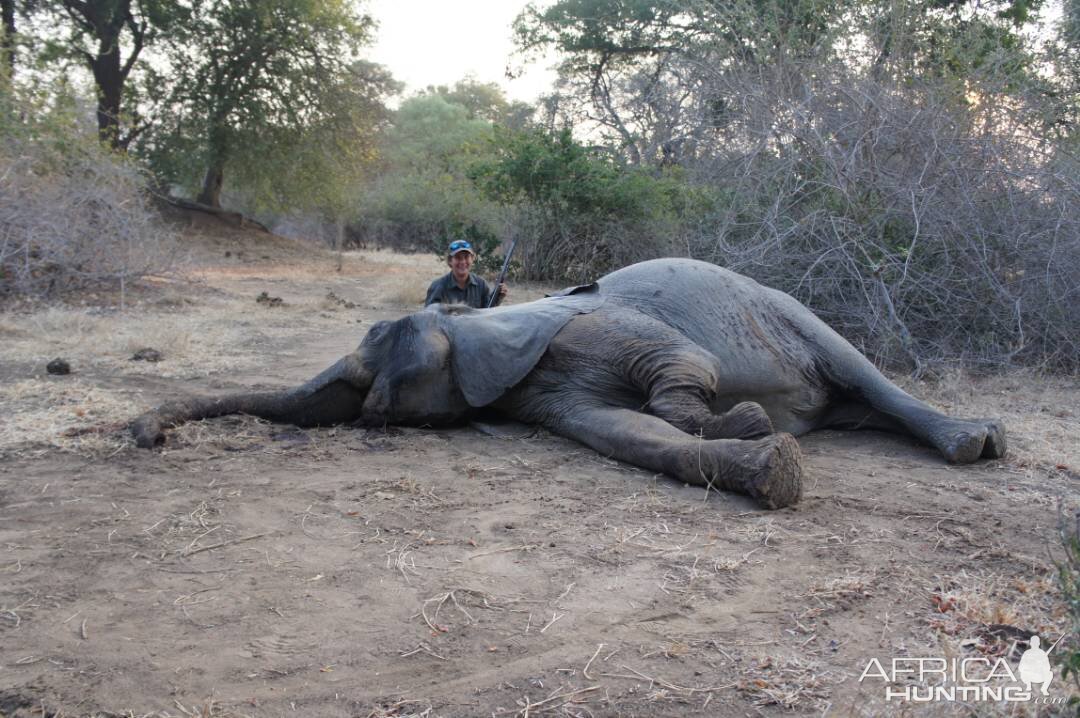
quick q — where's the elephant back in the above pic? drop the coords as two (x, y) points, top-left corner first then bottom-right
(596, 258), (834, 376)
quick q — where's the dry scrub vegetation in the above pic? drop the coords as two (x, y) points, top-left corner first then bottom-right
(0, 129), (180, 301)
(693, 68), (1080, 374)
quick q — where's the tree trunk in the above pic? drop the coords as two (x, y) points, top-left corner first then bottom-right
(90, 44), (124, 148)
(197, 121), (229, 208)
(1, 0), (15, 79)
(61, 0), (145, 150)
(197, 163), (225, 208)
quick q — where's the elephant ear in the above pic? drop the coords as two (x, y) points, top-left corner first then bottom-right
(437, 291), (605, 407)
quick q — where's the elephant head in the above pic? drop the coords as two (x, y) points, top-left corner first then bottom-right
(131, 292), (604, 447)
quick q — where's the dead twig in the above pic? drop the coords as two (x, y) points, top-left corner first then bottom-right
(517, 685), (600, 716)
(181, 532), (271, 557)
(468, 544), (538, 560)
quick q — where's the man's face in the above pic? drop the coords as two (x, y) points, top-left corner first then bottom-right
(449, 251), (474, 281)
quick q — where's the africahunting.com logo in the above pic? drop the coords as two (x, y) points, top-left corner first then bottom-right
(859, 634), (1068, 704)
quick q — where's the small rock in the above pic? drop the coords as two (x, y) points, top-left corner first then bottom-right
(256, 291), (283, 307)
(373, 491), (395, 500)
(325, 291), (357, 309)
(131, 348), (163, 362)
(46, 358), (71, 375)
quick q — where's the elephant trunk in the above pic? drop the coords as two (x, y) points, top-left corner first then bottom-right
(132, 354), (373, 448)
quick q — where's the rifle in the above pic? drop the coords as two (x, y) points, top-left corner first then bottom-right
(486, 236), (519, 308)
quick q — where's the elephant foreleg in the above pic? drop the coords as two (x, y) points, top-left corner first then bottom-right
(544, 403), (802, 509)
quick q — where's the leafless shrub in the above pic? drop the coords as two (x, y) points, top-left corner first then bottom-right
(687, 63), (1080, 372)
(507, 203), (681, 284)
(0, 132), (179, 299)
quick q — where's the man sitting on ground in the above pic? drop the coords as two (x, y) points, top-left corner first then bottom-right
(424, 239), (509, 308)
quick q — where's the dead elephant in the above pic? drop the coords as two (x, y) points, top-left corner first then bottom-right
(132, 258), (1005, 509)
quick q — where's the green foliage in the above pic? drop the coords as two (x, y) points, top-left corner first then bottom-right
(31, 0), (194, 146)
(866, 0), (1040, 90)
(225, 60), (398, 218)
(389, 95), (494, 172)
(421, 77), (534, 127)
(135, 0), (387, 210)
(350, 94), (503, 252)
(514, 0), (851, 70)
(474, 127), (672, 220)
(470, 126), (707, 279)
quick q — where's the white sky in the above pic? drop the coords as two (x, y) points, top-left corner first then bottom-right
(362, 0), (559, 104)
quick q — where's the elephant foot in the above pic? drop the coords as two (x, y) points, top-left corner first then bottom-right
(939, 419), (1007, 464)
(132, 413), (166, 448)
(980, 419), (1007, 459)
(712, 401), (774, 440)
(694, 434), (802, 509)
(742, 433), (803, 509)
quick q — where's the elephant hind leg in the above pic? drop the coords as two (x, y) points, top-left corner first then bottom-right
(818, 400), (1006, 463)
(933, 417), (1006, 463)
(815, 340), (1007, 463)
(861, 402), (1007, 464)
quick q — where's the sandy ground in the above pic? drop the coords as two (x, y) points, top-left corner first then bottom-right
(1, 223), (1079, 717)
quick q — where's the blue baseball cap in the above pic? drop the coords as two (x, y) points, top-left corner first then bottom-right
(448, 240), (475, 256)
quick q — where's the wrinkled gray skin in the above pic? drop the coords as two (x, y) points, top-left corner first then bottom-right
(132, 259), (1006, 509)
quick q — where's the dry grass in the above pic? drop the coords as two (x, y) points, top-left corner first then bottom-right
(0, 378), (135, 457)
(385, 276), (432, 308)
(0, 302), (262, 378)
(925, 568), (1068, 643)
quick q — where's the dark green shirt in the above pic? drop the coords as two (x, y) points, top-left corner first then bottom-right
(424, 272), (499, 308)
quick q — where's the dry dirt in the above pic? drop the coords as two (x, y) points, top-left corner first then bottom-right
(1, 223), (1078, 717)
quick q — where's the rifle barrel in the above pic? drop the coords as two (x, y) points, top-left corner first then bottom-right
(486, 237), (519, 308)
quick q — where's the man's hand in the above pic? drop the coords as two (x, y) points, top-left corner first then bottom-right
(497, 283), (509, 301)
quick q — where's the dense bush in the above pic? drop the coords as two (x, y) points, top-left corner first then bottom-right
(0, 87), (178, 299)
(501, 0), (1080, 372)
(471, 127), (708, 281)
(684, 67), (1080, 372)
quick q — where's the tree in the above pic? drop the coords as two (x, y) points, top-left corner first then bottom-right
(470, 125), (694, 279)
(1, 0), (16, 77)
(422, 76), (534, 127)
(148, 0), (376, 209)
(47, 0), (183, 148)
(513, 0), (854, 165)
(351, 94), (502, 251)
(224, 59), (400, 234)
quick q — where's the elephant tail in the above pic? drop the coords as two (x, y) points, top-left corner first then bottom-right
(132, 355), (372, 448)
